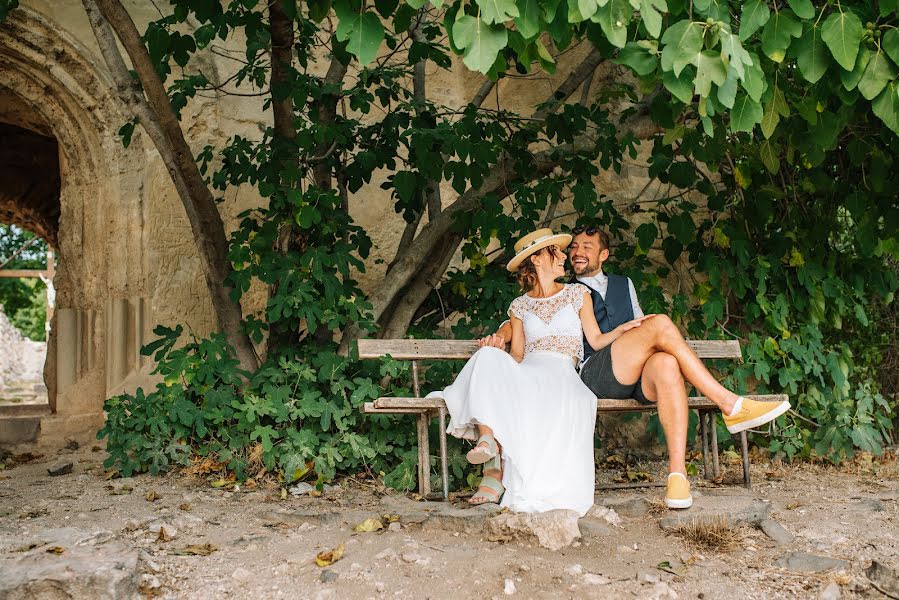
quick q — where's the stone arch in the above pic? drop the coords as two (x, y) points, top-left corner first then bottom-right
(0, 6), (151, 439)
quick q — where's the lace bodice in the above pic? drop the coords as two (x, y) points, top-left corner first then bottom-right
(508, 283), (589, 362)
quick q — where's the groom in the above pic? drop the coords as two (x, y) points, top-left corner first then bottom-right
(486, 225), (789, 509)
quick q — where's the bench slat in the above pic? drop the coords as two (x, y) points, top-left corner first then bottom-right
(358, 338), (742, 360)
(370, 394), (788, 413)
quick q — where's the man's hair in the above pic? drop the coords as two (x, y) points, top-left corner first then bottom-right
(571, 225), (610, 250)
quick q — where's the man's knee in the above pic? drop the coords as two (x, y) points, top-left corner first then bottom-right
(646, 314), (680, 342)
(646, 352), (682, 385)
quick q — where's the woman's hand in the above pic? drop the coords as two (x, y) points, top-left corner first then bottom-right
(614, 314), (656, 335)
(478, 333), (506, 348)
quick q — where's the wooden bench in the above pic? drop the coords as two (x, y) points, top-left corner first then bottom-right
(359, 338), (788, 500)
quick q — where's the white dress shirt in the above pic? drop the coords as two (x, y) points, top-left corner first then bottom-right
(576, 271), (644, 318)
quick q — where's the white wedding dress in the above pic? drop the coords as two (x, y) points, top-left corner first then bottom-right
(427, 283), (598, 516)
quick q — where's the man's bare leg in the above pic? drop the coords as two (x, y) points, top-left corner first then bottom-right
(640, 352), (689, 475)
(610, 315), (738, 414)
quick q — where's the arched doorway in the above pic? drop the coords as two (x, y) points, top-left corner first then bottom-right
(0, 6), (153, 444)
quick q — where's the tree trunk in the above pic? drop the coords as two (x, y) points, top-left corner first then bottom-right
(266, 0), (300, 354)
(84, 0), (259, 372)
(379, 232), (462, 338)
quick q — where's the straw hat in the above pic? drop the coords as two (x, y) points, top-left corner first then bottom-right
(506, 228), (573, 272)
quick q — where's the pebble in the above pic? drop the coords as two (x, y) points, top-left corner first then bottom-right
(504, 579), (516, 595)
(140, 574), (161, 590)
(588, 506), (622, 526)
(375, 548), (399, 561)
(388, 522), (401, 532)
(583, 573), (612, 585)
(637, 572), (661, 584)
(148, 522), (178, 539)
(818, 582), (841, 600)
(320, 569), (339, 583)
(47, 461), (74, 476)
(617, 544), (637, 554)
(401, 551), (429, 565)
(232, 567), (253, 583)
(647, 581), (678, 600)
(374, 581), (386, 593)
(289, 483), (314, 496)
(565, 564), (584, 576)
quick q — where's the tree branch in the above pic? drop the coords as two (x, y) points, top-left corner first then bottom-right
(532, 48), (605, 122)
(84, 0), (259, 372)
(379, 232), (462, 338)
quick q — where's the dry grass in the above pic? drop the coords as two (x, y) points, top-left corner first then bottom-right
(673, 517), (745, 553)
(646, 498), (669, 516)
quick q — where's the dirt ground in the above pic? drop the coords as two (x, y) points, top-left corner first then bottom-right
(1, 444), (898, 600)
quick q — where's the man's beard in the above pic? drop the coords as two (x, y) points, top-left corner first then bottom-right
(571, 259), (598, 275)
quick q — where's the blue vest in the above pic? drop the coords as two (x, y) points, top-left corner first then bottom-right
(572, 274), (634, 361)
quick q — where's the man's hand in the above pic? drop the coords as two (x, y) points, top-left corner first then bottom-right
(478, 333), (506, 349)
(615, 314), (656, 335)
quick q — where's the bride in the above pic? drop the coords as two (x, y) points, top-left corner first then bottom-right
(427, 229), (653, 516)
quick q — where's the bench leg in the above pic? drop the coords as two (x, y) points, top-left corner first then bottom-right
(710, 413), (721, 478)
(438, 407), (450, 502)
(699, 410), (711, 480)
(740, 430), (751, 489)
(416, 412), (431, 497)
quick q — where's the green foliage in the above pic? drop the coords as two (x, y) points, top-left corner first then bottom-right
(99, 324), (472, 488)
(0, 225), (48, 341)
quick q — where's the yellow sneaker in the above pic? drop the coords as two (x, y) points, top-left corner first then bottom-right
(722, 397), (791, 434)
(665, 472), (692, 509)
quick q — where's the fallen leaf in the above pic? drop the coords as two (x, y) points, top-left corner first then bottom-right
(353, 518), (384, 533)
(174, 543), (217, 556)
(104, 470), (121, 480)
(786, 501), (803, 510)
(315, 543), (345, 567)
(721, 450), (742, 465)
(382, 513), (401, 524)
(308, 489), (322, 498)
(146, 490), (160, 502)
(179, 503), (192, 511)
(210, 479), (230, 488)
(157, 527), (174, 543)
(280, 488), (287, 501)
(602, 454), (627, 469)
(46, 546), (65, 555)
(107, 485), (133, 496)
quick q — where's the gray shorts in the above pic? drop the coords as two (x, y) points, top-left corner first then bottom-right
(580, 343), (653, 405)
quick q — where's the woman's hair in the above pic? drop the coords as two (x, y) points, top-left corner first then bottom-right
(516, 246), (554, 292)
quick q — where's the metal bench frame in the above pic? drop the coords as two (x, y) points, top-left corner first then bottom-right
(359, 338), (788, 500)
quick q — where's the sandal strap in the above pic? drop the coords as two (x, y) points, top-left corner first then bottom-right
(474, 474), (504, 498)
(475, 434), (498, 454)
(483, 453), (502, 471)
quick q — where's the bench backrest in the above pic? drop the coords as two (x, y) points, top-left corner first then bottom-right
(358, 339), (743, 361)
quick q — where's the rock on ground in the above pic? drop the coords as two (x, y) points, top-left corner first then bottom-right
(866, 560), (899, 597)
(658, 496), (770, 531)
(774, 551), (850, 573)
(485, 509), (581, 551)
(0, 543), (142, 599)
(759, 518), (794, 545)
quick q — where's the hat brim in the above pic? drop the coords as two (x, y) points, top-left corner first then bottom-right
(507, 233), (573, 272)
